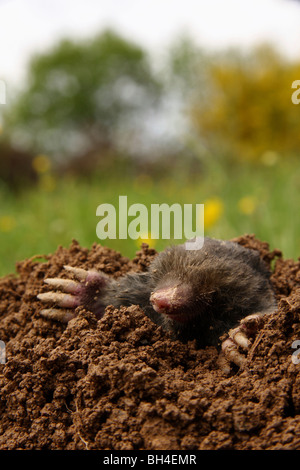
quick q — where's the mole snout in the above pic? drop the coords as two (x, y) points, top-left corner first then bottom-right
(150, 283), (193, 322)
(150, 286), (177, 313)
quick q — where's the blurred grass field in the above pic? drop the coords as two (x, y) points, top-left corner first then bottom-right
(0, 156), (299, 278)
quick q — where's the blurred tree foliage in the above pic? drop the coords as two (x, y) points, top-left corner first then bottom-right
(4, 29), (161, 164)
(161, 35), (208, 97)
(3, 31), (300, 181)
(189, 45), (300, 162)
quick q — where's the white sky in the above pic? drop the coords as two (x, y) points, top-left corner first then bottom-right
(0, 0), (300, 86)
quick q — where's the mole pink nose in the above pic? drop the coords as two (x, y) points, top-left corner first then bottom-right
(150, 294), (170, 312)
(150, 286), (178, 313)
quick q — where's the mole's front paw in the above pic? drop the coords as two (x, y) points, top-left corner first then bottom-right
(217, 313), (266, 374)
(37, 265), (110, 322)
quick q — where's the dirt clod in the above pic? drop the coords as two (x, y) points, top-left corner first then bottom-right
(0, 235), (299, 450)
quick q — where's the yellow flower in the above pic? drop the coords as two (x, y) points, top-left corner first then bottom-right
(0, 215), (16, 232)
(135, 232), (157, 248)
(32, 154), (51, 174)
(238, 196), (257, 215)
(204, 198), (223, 228)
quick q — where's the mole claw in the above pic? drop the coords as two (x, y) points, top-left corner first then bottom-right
(37, 292), (78, 308)
(221, 338), (246, 368)
(44, 278), (80, 294)
(63, 265), (107, 285)
(63, 265), (89, 281)
(40, 308), (76, 323)
(219, 311), (267, 371)
(229, 327), (250, 350)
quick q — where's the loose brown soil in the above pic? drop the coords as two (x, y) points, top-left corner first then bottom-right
(0, 235), (299, 450)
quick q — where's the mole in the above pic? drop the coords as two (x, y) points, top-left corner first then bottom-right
(37, 237), (277, 373)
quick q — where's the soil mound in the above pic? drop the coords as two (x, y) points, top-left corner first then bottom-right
(0, 235), (299, 450)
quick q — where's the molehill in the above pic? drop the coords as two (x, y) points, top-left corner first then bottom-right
(0, 234), (299, 450)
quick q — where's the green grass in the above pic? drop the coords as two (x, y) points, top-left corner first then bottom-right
(0, 157), (299, 277)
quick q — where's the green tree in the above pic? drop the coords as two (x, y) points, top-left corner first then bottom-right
(4, 29), (161, 162)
